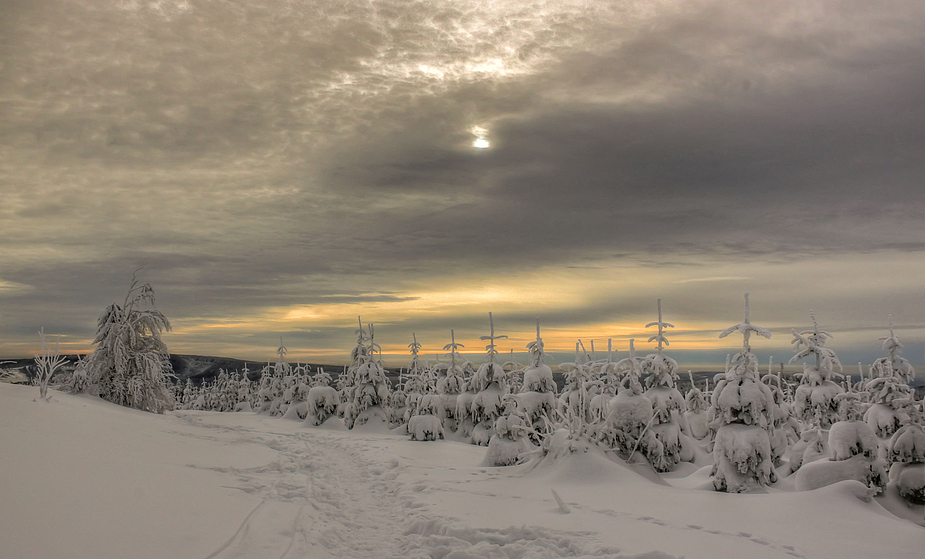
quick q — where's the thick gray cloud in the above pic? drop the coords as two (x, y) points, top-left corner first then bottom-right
(2, 0), (925, 365)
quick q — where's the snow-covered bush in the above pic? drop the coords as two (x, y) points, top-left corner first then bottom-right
(887, 424), (925, 503)
(304, 385), (340, 426)
(485, 396), (537, 466)
(408, 414), (445, 441)
(32, 328), (68, 401)
(84, 274), (175, 413)
(710, 293), (777, 492)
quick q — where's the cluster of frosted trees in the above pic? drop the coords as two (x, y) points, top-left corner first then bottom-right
(39, 277), (924, 502)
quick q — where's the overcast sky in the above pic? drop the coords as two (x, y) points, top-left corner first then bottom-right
(3, 0), (925, 368)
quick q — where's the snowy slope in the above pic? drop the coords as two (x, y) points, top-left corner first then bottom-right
(1, 383), (922, 559)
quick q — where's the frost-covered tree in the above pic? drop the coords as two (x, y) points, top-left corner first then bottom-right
(436, 330), (467, 433)
(304, 367), (339, 426)
(33, 328), (68, 401)
(469, 313), (507, 445)
(485, 395), (537, 466)
(864, 322), (916, 439)
(343, 321), (391, 429)
(640, 300), (692, 472)
(558, 342), (594, 424)
(887, 422), (925, 504)
(515, 320), (557, 445)
(683, 372), (710, 440)
(85, 273), (174, 413)
(710, 293), (777, 492)
(795, 391), (887, 493)
(790, 311), (844, 429)
(599, 339), (655, 459)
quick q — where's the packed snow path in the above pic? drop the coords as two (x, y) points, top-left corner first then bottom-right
(177, 413), (620, 559)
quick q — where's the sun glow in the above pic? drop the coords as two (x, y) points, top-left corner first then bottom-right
(470, 125), (490, 149)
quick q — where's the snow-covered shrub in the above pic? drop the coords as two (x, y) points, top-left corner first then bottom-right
(84, 274), (175, 413)
(887, 424), (925, 503)
(710, 294), (777, 492)
(794, 454), (887, 493)
(304, 385), (340, 426)
(795, 392), (887, 492)
(408, 414), (445, 441)
(485, 396), (536, 466)
(32, 328), (68, 401)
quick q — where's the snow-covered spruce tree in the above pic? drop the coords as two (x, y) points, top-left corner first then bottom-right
(589, 340), (619, 424)
(469, 313), (507, 446)
(790, 311), (844, 430)
(343, 322), (391, 429)
(710, 293), (777, 492)
(436, 330), (467, 433)
(641, 300), (692, 472)
(400, 333), (432, 424)
(599, 339), (656, 458)
(85, 274), (174, 413)
(762, 367), (800, 467)
(684, 372), (710, 441)
(485, 394), (537, 466)
(33, 328), (68, 401)
(558, 341), (594, 424)
(304, 367), (339, 427)
(864, 321), (916, 439)
(887, 420), (925, 504)
(515, 320), (557, 445)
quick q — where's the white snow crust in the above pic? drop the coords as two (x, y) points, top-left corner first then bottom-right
(2, 383), (923, 559)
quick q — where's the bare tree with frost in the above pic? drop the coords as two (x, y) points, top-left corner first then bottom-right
(85, 272), (174, 413)
(33, 328), (68, 401)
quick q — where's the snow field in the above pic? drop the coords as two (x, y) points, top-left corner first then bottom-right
(2, 383), (923, 559)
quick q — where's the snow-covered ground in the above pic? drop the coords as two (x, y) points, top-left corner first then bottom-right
(2, 383), (922, 559)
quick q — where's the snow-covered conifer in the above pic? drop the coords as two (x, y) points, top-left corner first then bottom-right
(514, 320), (557, 444)
(864, 322), (916, 439)
(84, 273), (174, 413)
(436, 330), (467, 433)
(343, 322), (391, 429)
(469, 313), (507, 445)
(789, 311), (844, 429)
(640, 300), (692, 472)
(710, 293), (777, 492)
(599, 339), (656, 458)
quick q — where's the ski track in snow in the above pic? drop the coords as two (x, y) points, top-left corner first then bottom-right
(176, 413), (673, 559)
